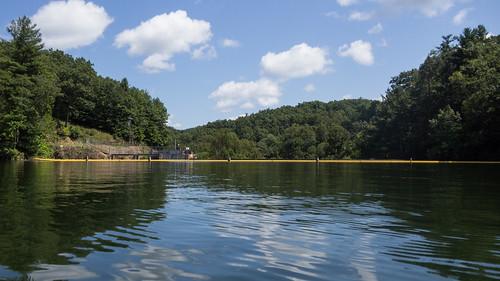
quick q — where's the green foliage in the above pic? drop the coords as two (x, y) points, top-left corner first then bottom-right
(282, 125), (317, 159)
(0, 18), (497, 160)
(69, 125), (83, 140)
(0, 16), (171, 159)
(179, 99), (376, 159)
(0, 16), (57, 159)
(46, 52), (170, 146)
(370, 25), (499, 160)
(258, 134), (280, 159)
(428, 106), (463, 159)
(36, 139), (54, 158)
(178, 25), (498, 160)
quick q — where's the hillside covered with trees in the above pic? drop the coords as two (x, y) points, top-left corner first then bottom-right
(177, 25), (499, 161)
(0, 17), (171, 159)
(0, 16), (498, 161)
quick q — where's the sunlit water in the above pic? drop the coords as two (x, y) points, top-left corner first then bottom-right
(0, 162), (499, 281)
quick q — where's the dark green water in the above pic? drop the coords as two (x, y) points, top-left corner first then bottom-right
(0, 162), (499, 281)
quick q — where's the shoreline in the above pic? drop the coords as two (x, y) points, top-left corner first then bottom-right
(31, 158), (500, 164)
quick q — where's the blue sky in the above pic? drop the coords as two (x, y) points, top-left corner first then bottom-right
(1, 0), (499, 128)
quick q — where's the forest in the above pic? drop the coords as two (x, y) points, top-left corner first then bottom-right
(177, 25), (499, 160)
(0, 16), (498, 160)
(0, 17), (171, 159)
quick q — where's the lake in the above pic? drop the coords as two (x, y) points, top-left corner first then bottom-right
(0, 161), (499, 281)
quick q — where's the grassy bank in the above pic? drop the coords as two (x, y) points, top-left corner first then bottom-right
(47, 124), (152, 159)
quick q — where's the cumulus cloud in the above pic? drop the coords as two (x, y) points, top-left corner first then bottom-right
(141, 54), (175, 72)
(337, 0), (357, 7)
(260, 43), (332, 80)
(348, 11), (375, 21)
(325, 11), (341, 18)
(228, 114), (246, 121)
(166, 114), (182, 129)
(211, 43), (332, 111)
(452, 9), (469, 25)
(31, 0), (113, 50)
(114, 10), (212, 73)
(368, 23), (383, 34)
(304, 83), (316, 93)
(338, 40), (374, 66)
(377, 0), (455, 17)
(222, 38), (240, 48)
(192, 44), (217, 60)
(209, 79), (281, 112)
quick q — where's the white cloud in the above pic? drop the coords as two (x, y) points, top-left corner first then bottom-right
(222, 38), (240, 48)
(304, 83), (316, 93)
(342, 94), (353, 100)
(338, 40), (374, 66)
(210, 79), (281, 112)
(452, 9), (469, 25)
(377, 0), (455, 17)
(379, 38), (388, 47)
(192, 44), (217, 60)
(325, 11), (341, 18)
(171, 122), (182, 129)
(240, 102), (255, 109)
(166, 114), (182, 129)
(337, 0), (357, 7)
(368, 23), (383, 34)
(228, 114), (246, 121)
(32, 0), (113, 50)
(260, 43), (332, 80)
(348, 11), (374, 21)
(114, 10), (212, 73)
(141, 54), (175, 72)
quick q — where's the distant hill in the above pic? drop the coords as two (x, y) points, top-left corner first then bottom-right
(1, 16), (497, 161)
(177, 99), (378, 159)
(177, 25), (499, 160)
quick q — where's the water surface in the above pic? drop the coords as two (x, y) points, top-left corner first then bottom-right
(0, 162), (499, 281)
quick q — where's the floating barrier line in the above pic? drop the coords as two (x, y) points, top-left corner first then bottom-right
(31, 158), (500, 164)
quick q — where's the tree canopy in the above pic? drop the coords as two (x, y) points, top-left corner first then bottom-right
(0, 18), (497, 160)
(0, 17), (171, 159)
(176, 25), (499, 160)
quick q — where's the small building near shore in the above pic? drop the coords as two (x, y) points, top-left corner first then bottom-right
(160, 147), (196, 160)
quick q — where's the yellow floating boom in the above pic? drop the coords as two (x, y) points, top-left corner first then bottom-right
(31, 158), (500, 164)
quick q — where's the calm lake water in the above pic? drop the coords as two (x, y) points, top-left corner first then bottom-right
(0, 162), (499, 281)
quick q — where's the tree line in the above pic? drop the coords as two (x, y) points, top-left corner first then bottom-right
(0, 17), (171, 159)
(177, 25), (499, 160)
(0, 16), (497, 160)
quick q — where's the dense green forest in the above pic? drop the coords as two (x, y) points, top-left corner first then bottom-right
(0, 16), (498, 160)
(177, 25), (499, 160)
(0, 17), (170, 159)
